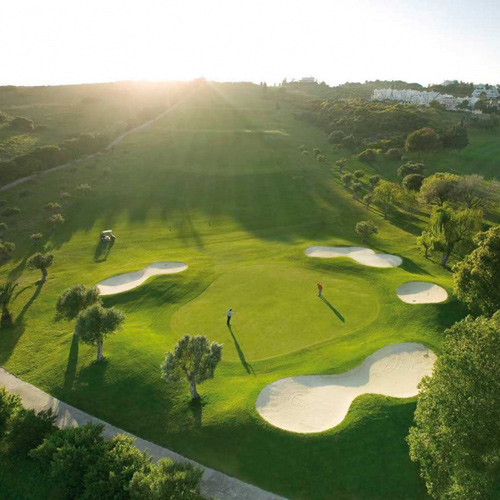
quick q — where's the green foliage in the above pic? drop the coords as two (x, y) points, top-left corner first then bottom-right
(454, 226), (500, 316)
(30, 232), (43, 246)
(48, 213), (65, 226)
(416, 231), (436, 259)
(341, 173), (354, 188)
(75, 183), (93, 195)
(408, 313), (500, 500)
(312, 148), (321, 158)
(0, 222), (8, 233)
(75, 304), (125, 361)
(56, 284), (102, 320)
(440, 123), (469, 150)
(0, 240), (15, 260)
(385, 148), (402, 160)
(373, 180), (401, 218)
(28, 253), (54, 281)
(419, 172), (460, 206)
(405, 127), (440, 154)
(44, 202), (62, 212)
(356, 148), (379, 164)
(402, 173), (424, 192)
(429, 204), (483, 266)
(0, 387), (22, 438)
(397, 161), (425, 178)
(454, 174), (499, 209)
(162, 334), (223, 400)
(1, 207), (20, 217)
(9, 116), (34, 132)
(130, 458), (204, 500)
(355, 220), (378, 243)
(328, 130), (345, 144)
(354, 170), (365, 179)
(362, 193), (373, 207)
(368, 175), (380, 189)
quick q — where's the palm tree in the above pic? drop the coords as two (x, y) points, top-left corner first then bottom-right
(0, 282), (18, 327)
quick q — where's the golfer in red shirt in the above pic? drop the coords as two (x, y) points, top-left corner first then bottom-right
(317, 283), (323, 297)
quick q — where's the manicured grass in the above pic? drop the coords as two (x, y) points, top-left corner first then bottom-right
(0, 83), (470, 499)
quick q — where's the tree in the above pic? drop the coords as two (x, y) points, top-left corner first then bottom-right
(9, 116), (34, 132)
(43, 202), (62, 213)
(0, 240), (15, 260)
(407, 313), (500, 500)
(356, 148), (379, 165)
(328, 130), (344, 144)
(397, 161), (425, 178)
(0, 282), (18, 327)
(405, 127), (439, 156)
(75, 304), (125, 361)
(355, 220), (378, 243)
(130, 458), (204, 500)
(363, 193), (373, 208)
(0, 387), (22, 438)
(417, 231), (436, 259)
(354, 170), (365, 179)
(312, 148), (321, 158)
(368, 175), (380, 190)
(161, 335), (223, 400)
(341, 173), (354, 188)
(430, 205), (483, 267)
(48, 213), (65, 229)
(385, 148), (402, 160)
(0, 222), (8, 236)
(335, 157), (347, 173)
(56, 284), (102, 321)
(352, 182), (362, 200)
(441, 123), (469, 151)
(402, 173), (424, 192)
(419, 172), (460, 206)
(30, 233), (43, 246)
(454, 175), (499, 210)
(373, 181), (401, 219)
(75, 183), (92, 196)
(28, 253), (54, 282)
(316, 154), (326, 163)
(454, 226), (500, 316)
(1, 207), (20, 217)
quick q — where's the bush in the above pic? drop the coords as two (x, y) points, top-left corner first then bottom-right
(1, 207), (20, 217)
(402, 173), (425, 192)
(357, 149), (379, 164)
(385, 148), (402, 160)
(341, 134), (357, 149)
(397, 161), (425, 177)
(354, 170), (365, 179)
(356, 220), (378, 243)
(47, 214), (65, 226)
(0, 241), (15, 259)
(328, 130), (345, 144)
(341, 173), (354, 188)
(9, 116), (34, 132)
(0, 222), (8, 233)
(44, 202), (62, 212)
(75, 183), (92, 195)
(0, 387), (22, 438)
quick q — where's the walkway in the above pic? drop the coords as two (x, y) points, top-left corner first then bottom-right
(0, 367), (286, 500)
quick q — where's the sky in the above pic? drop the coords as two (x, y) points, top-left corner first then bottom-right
(2, 0), (500, 87)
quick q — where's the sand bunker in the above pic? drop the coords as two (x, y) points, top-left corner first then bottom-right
(305, 246), (402, 268)
(396, 281), (448, 304)
(256, 342), (435, 433)
(97, 262), (187, 295)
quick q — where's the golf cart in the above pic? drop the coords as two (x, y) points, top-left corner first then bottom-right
(99, 229), (115, 243)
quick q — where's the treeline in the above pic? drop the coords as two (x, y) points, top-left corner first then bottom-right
(0, 387), (205, 499)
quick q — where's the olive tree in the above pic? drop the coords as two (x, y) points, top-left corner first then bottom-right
(0, 282), (18, 327)
(28, 253), (54, 282)
(355, 220), (378, 244)
(75, 304), (125, 361)
(56, 284), (102, 321)
(408, 313), (500, 500)
(373, 181), (401, 219)
(161, 335), (222, 400)
(419, 173), (460, 206)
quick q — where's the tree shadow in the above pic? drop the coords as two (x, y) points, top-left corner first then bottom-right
(319, 295), (345, 322)
(228, 325), (255, 375)
(62, 334), (79, 393)
(16, 280), (44, 323)
(189, 397), (206, 428)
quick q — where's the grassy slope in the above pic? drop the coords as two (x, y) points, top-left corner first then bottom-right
(0, 83), (470, 499)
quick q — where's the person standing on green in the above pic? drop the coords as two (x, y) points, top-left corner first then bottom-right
(317, 283), (323, 297)
(227, 308), (233, 326)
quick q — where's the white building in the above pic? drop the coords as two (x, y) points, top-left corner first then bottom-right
(471, 85), (499, 99)
(372, 88), (440, 105)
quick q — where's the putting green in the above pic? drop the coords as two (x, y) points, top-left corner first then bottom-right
(171, 264), (379, 361)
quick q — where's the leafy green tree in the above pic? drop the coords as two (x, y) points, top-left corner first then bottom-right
(454, 226), (500, 316)
(0, 222), (8, 235)
(0, 387), (22, 438)
(454, 175), (499, 210)
(405, 127), (439, 156)
(1, 207), (21, 217)
(354, 170), (365, 179)
(352, 182), (363, 200)
(373, 181), (401, 219)
(363, 193), (373, 208)
(356, 148), (379, 165)
(30, 233), (43, 246)
(28, 253), (54, 282)
(408, 313), (500, 500)
(440, 123), (469, 151)
(402, 173), (424, 192)
(130, 458), (204, 500)
(56, 284), (102, 321)
(9, 116), (34, 132)
(328, 130), (344, 144)
(397, 161), (425, 178)
(417, 231), (436, 259)
(43, 202), (62, 213)
(31, 423), (106, 498)
(48, 213), (65, 229)
(430, 205), (483, 266)
(316, 154), (326, 163)
(313, 148), (321, 158)
(335, 157), (347, 173)
(162, 335), (223, 400)
(368, 175), (380, 190)
(0, 240), (15, 260)
(341, 173), (354, 188)
(355, 220), (378, 243)
(385, 148), (402, 160)
(419, 172), (460, 206)
(75, 304), (125, 361)
(0, 282), (18, 327)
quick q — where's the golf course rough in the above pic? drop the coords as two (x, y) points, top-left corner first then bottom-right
(256, 342), (436, 433)
(97, 261), (188, 295)
(396, 281), (448, 304)
(305, 246), (403, 268)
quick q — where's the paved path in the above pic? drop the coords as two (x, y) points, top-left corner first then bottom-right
(0, 89), (198, 193)
(0, 367), (286, 500)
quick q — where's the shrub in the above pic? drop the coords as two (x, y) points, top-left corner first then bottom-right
(357, 149), (379, 164)
(44, 202), (62, 212)
(0, 241), (15, 259)
(356, 220), (378, 243)
(328, 130), (345, 144)
(403, 173), (425, 192)
(48, 214), (65, 227)
(0, 387), (22, 438)
(313, 148), (321, 158)
(9, 116), (34, 132)
(397, 161), (425, 177)
(1, 207), (20, 217)
(385, 148), (402, 160)
(75, 183), (92, 195)
(354, 170), (365, 179)
(0, 222), (8, 233)
(30, 233), (43, 246)
(341, 173), (354, 188)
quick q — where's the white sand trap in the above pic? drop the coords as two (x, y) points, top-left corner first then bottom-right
(305, 246), (402, 268)
(256, 342), (436, 433)
(97, 262), (187, 295)
(396, 281), (448, 304)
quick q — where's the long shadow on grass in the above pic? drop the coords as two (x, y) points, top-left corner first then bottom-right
(16, 281), (44, 323)
(228, 325), (255, 375)
(63, 334), (79, 393)
(319, 295), (345, 322)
